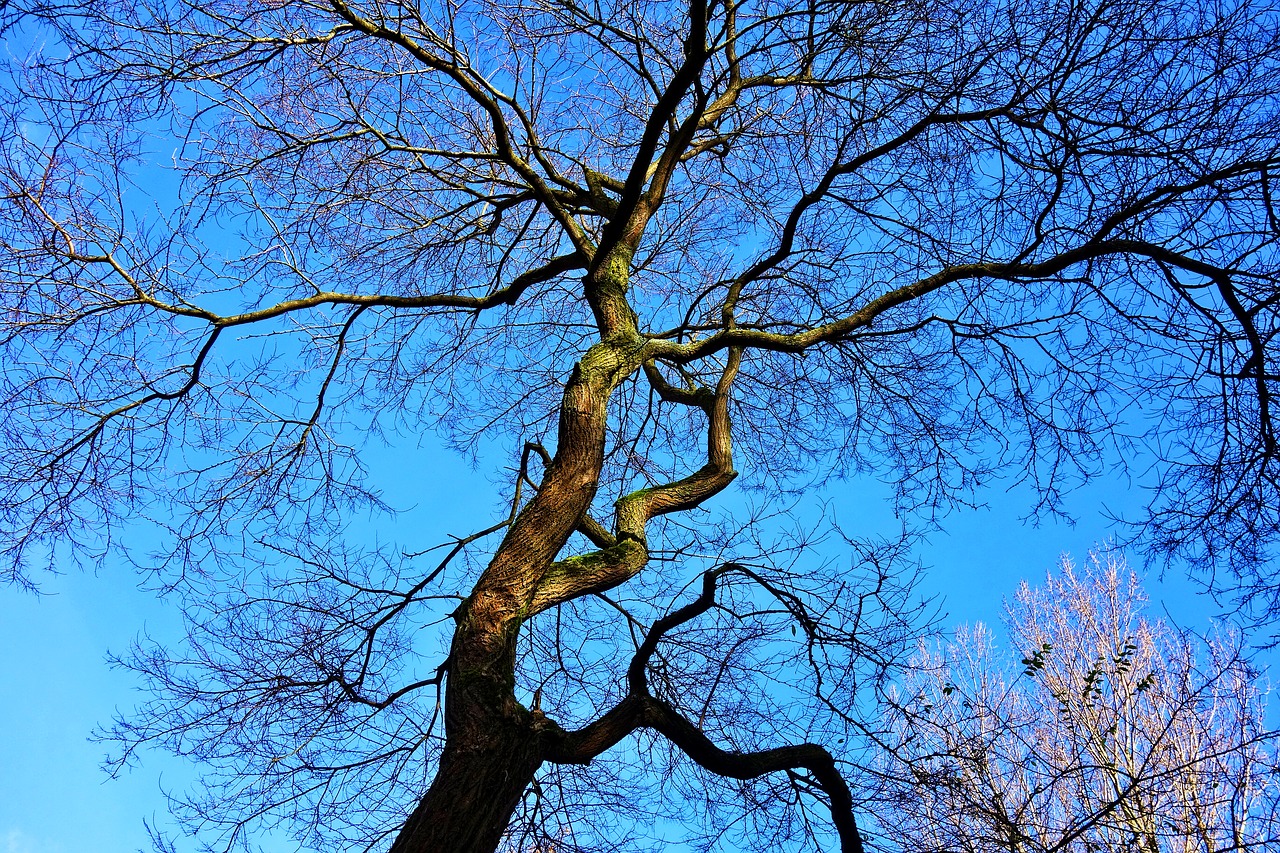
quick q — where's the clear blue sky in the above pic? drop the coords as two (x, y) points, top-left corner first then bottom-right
(0, 437), (1234, 853)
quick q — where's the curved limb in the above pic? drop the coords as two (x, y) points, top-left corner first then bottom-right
(525, 348), (742, 616)
(546, 562), (866, 853)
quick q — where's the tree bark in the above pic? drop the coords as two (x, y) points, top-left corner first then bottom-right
(388, 270), (743, 853)
(389, 333), (639, 853)
(387, 713), (545, 853)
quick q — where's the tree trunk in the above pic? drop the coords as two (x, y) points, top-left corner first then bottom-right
(390, 328), (645, 853)
(388, 714), (544, 853)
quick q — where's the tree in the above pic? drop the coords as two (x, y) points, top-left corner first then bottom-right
(878, 550), (1280, 853)
(1, 0), (1279, 850)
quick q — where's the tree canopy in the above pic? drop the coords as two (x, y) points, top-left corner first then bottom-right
(881, 551), (1279, 853)
(1, 0), (1279, 850)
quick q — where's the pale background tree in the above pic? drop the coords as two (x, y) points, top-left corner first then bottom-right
(1, 0), (1279, 850)
(879, 551), (1279, 853)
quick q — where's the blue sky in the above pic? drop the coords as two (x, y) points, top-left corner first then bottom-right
(0, 442), (485, 853)
(0, 437), (1233, 853)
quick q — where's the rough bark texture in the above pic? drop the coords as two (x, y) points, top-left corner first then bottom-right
(388, 716), (545, 853)
(387, 284), (648, 851)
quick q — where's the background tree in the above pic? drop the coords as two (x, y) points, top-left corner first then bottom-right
(877, 550), (1280, 853)
(1, 0), (1279, 851)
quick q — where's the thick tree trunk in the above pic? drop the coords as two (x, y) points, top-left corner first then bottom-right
(388, 714), (544, 853)
(389, 290), (654, 853)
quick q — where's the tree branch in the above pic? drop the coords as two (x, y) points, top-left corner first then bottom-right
(547, 561), (865, 853)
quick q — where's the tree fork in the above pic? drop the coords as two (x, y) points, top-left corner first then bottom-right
(389, 332), (647, 853)
(388, 326), (744, 853)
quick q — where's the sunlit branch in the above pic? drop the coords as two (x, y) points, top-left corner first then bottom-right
(664, 239), (1266, 362)
(323, 0), (595, 255)
(525, 349), (740, 616)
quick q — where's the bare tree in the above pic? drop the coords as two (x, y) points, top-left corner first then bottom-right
(1, 0), (1279, 850)
(877, 550), (1279, 853)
